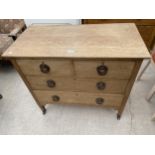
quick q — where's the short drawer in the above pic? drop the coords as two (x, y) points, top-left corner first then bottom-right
(16, 59), (74, 76)
(33, 90), (123, 107)
(74, 60), (135, 79)
(27, 76), (128, 94)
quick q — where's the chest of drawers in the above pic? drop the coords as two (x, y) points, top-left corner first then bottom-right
(2, 23), (150, 119)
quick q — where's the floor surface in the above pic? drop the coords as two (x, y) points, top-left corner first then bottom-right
(0, 60), (155, 134)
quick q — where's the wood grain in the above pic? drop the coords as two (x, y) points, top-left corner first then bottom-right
(2, 23), (150, 118)
(16, 59), (74, 76)
(16, 59), (135, 80)
(33, 90), (123, 107)
(2, 24), (150, 59)
(74, 60), (135, 79)
(82, 19), (155, 26)
(26, 76), (128, 94)
(82, 19), (155, 50)
(137, 26), (155, 49)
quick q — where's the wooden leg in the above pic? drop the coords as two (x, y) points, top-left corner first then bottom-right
(0, 94), (2, 99)
(146, 84), (155, 101)
(41, 106), (47, 115)
(117, 113), (121, 120)
(137, 59), (151, 81)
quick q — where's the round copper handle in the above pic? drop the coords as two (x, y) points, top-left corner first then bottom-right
(96, 65), (108, 76)
(40, 63), (50, 73)
(47, 80), (56, 88)
(96, 82), (106, 90)
(52, 95), (60, 102)
(96, 97), (104, 105)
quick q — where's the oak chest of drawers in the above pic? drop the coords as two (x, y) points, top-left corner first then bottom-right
(2, 23), (150, 119)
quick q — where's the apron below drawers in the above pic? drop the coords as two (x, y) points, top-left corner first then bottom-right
(26, 76), (128, 94)
(33, 90), (123, 107)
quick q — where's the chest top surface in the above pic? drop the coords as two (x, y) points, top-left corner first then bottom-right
(2, 23), (150, 59)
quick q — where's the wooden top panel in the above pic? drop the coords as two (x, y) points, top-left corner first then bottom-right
(2, 23), (150, 59)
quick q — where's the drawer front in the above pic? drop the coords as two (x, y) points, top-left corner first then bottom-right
(74, 60), (135, 79)
(16, 59), (74, 76)
(33, 90), (123, 107)
(27, 76), (128, 93)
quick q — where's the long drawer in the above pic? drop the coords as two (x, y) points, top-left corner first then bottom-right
(27, 76), (128, 94)
(33, 90), (123, 107)
(16, 59), (135, 79)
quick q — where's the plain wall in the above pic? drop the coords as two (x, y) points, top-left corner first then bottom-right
(24, 19), (81, 26)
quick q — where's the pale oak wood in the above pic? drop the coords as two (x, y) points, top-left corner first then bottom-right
(26, 76), (128, 94)
(16, 59), (135, 80)
(16, 59), (74, 76)
(2, 24), (150, 118)
(82, 19), (155, 50)
(74, 60), (135, 79)
(2, 24), (150, 59)
(33, 90), (123, 107)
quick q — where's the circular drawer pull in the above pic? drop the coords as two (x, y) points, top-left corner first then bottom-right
(96, 97), (104, 105)
(96, 81), (106, 90)
(40, 63), (50, 73)
(52, 95), (60, 102)
(47, 80), (56, 88)
(96, 65), (108, 76)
